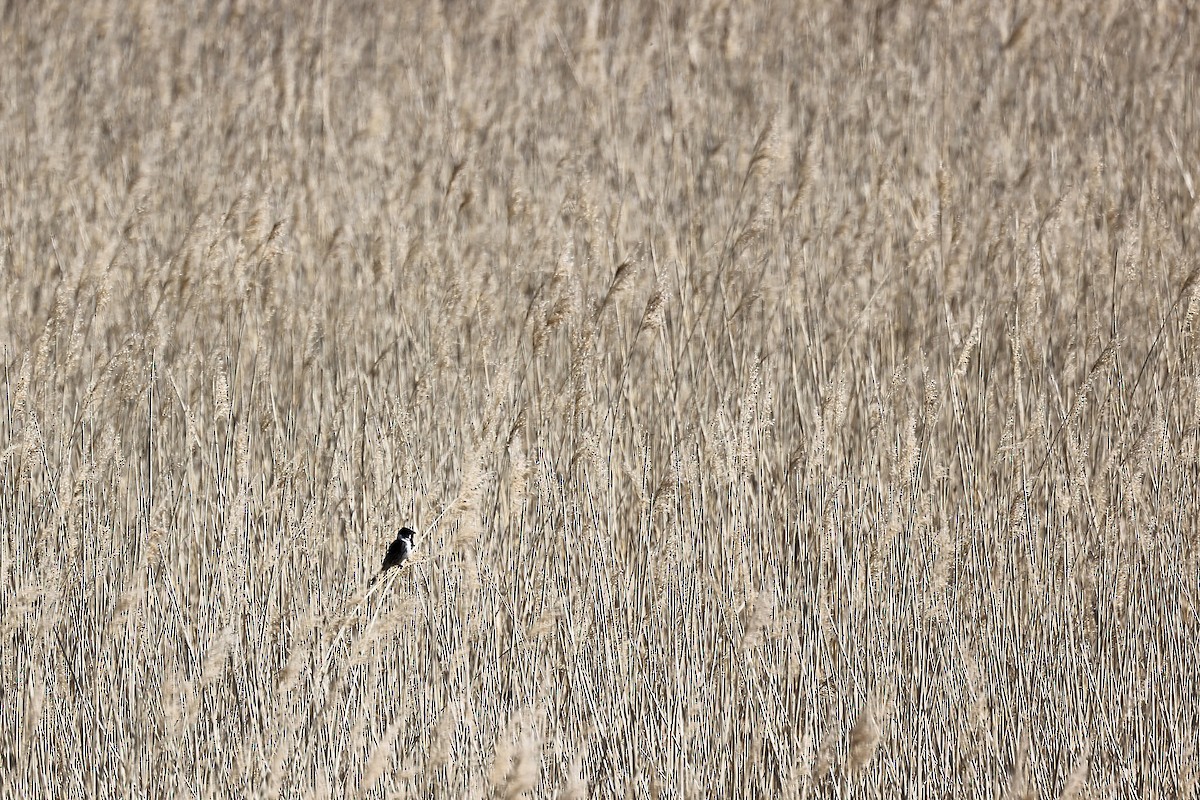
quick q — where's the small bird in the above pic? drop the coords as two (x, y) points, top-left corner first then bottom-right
(370, 527), (416, 586)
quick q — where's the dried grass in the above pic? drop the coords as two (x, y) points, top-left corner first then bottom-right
(1, 1), (1198, 797)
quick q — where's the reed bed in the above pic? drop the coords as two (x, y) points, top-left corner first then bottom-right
(2, 2), (1198, 797)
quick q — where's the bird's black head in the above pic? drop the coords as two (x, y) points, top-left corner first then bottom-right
(398, 527), (416, 544)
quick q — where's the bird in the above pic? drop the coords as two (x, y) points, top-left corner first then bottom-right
(369, 527), (416, 586)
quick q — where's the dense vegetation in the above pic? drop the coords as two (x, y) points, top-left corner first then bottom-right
(2, 3), (1197, 797)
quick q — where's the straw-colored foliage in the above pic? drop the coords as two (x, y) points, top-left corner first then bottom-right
(2, 2), (1197, 797)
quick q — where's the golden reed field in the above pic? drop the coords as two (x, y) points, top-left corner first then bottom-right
(1, 2), (1198, 797)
